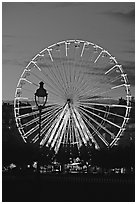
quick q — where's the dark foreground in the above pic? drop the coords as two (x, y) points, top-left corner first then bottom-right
(3, 173), (135, 202)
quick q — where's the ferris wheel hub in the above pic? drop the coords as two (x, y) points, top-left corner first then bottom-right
(67, 98), (74, 109)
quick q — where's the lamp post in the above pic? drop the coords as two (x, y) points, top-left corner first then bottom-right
(35, 81), (48, 173)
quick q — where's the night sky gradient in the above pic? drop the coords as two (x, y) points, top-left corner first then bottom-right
(2, 2), (135, 100)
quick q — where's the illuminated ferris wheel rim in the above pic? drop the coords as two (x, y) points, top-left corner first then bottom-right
(17, 39), (131, 103)
(14, 39), (131, 155)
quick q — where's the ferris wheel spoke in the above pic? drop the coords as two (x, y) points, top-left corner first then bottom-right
(52, 60), (69, 95)
(31, 108), (64, 144)
(73, 65), (102, 98)
(54, 131), (65, 153)
(85, 82), (128, 99)
(77, 99), (128, 108)
(71, 52), (80, 92)
(41, 103), (62, 111)
(89, 73), (124, 94)
(72, 121), (77, 145)
(30, 69), (66, 99)
(42, 119), (64, 147)
(86, 97), (117, 102)
(91, 84), (126, 96)
(107, 74), (124, 84)
(79, 102), (126, 120)
(79, 105), (122, 129)
(18, 104), (61, 119)
(41, 105), (64, 126)
(40, 67), (68, 98)
(78, 88), (101, 98)
(74, 45), (102, 86)
(55, 43), (71, 92)
(73, 126), (83, 149)
(63, 60), (73, 95)
(65, 43), (73, 86)
(70, 46), (85, 88)
(50, 109), (70, 150)
(58, 60), (70, 96)
(71, 121), (76, 145)
(65, 119), (71, 145)
(16, 109), (39, 119)
(68, 43), (80, 97)
(21, 117), (39, 128)
(63, 58), (75, 96)
(41, 103), (63, 113)
(74, 68), (124, 98)
(71, 123), (74, 145)
(68, 45), (77, 96)
(61, 63), (71, 95)
(73, 65), (87, 94)
(39, 114), (62, 143)
(75, 81), (97, 98)
(41, 107), (63, 128)
(66, 61), (73, 96)
(77, 105), (116, 140)
(15, 105), (35, 110)
(78, 108), (109, 147)
(22, 105), (62, 128)
(77, 96), (115, 104)
(40, 104), (68, 146)
(31, 134), (39, 143)
(86, 87), (121, 99)
(75, 78), (103, 98)
(74, 77), (88, 96)
(42, 106), (63, 118)
(60, 59), (72, 96)
(42, 110), (62, 127)
(109, 129), (124, 147)
(23, 124), (39, 139)
(62, 120), (69, 145)
(72, 122), (84, 147)
(51, 56), (66, 85)
(37, 53), (63, 89)
(73, 108), (100, 148)
(73, 108), (92, 143)
(79, 110), (109, 147)
(77, 97), (114, 106)
(54, 117), (70, 153)
(45, 59), (70, 97)
(68, 117), (72, 144)
(75, 72), (123, 97)
(69, 120), (74, 146)
(69, 117), (74, 145)
(37, 62), (66, 97)
(73, 79), (87, 99)
(46, 109), (69, 146)
(71, 108), (89, 145)
(67, 118), (71, 145)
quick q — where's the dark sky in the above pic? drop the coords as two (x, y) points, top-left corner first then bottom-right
(2, 2), (135, 100)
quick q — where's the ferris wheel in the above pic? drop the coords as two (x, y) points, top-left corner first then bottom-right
(14, 39), (131, 158)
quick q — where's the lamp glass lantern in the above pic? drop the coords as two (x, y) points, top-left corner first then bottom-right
(35, 81), (48, 108)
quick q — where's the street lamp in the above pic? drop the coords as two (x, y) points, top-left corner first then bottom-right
(35, 81), (48, 108)
(35, 81), (48, 173)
